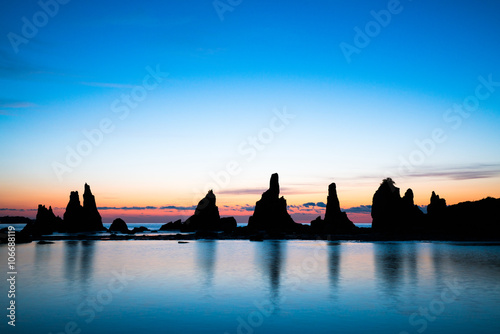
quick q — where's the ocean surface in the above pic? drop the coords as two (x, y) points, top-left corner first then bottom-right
(1, 240), (500, 334)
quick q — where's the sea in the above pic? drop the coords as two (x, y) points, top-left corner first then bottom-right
(1, 226), (500, 333)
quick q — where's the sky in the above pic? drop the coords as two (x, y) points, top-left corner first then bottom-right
(1, 0), (499, 224)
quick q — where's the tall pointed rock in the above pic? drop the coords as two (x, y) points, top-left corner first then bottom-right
(325, 183), (357, 232)
(184, 190), (236, 232)
(64, 191), (85, 232)
(311, 183), (357, 233)
(248, 173), (297, 232)
(83, 183), (105, 231)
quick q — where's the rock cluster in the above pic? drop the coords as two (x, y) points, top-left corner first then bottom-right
(371, 178), (423, 233)
(22, 205), (63, 235)
(64, 183), (105, 232)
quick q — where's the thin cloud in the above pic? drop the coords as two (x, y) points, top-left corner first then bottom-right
(236, 205), (255, 212)
(0, 100), (37, 115)
(358, 164), (500, 182)
(159, 205), (196, 211)
(0, 101), (37, 108)
(98, 206), (158, 210)
(343, 205), (372, 214)
(217, 188), (265, 195)
(406, 164), (500, 180)
(218, 187), (292, 196)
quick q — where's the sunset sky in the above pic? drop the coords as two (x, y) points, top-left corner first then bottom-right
(1, 0), (499, 224)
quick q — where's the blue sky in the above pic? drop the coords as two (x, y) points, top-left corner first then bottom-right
(1, 0), (500, 223)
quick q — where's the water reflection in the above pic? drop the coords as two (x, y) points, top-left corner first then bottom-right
(34, 242), (53, 275)
(431, 244), (447, 286)
(257, 240), (286, 306)
(327, 242), (341, 293)
(63, 240), (96, 291)
(374, 242), (424, 309)
(374, 243), (405, 308)
(79, 240), (96, 282)
(195, 240), (217, 288)
(405, 243), (418, 288)
(64, 241), (79, 284)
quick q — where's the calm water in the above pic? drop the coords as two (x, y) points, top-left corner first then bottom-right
(2, 240), (500, 334)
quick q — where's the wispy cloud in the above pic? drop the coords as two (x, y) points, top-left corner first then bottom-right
(0, 99), (38, 115)
(97, 205), (198, 211)
(0, 101), (37, 109)
(356, 164), (500, 183)
(343, 205), (372, 214)
(98, 206), (158, 210)
(405, 164), (500, 180)
(302, 202), (327, 208)
(218, 187), (293, 196)
(159, 205), (197, 211)
(235, 205), (255, 212)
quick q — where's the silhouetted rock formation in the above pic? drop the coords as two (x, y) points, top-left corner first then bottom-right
(83, 183), (104, 231)
(425, 191), (449, 231)
(247, 173), (297, 232)
(372, 178), (401, 232)
(21, 205), (63, 235)
(0, 216), (34, 224)
(109, 218), (130, 233)
(184, 190), (237, 232)
(447, 197), (500, 236)
(185, 190), (220, 229)
(371, 178), (423, 233)
(220, 217), (238, 231)
(160, 219), (183, 231)
(131, 226), (150, 233)
(426, 193), (500, 236)
(311, 183), (357, 233)
(64, 184), (105, 232)
(36, 205), (63, 233)
(402, 188), (425, 228)
(427, 191), (447, 216)
(310, 216), (323, 231)
(64, 191), (84, 231)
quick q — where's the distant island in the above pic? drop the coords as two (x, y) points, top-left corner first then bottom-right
(1, 174), (499, 243)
